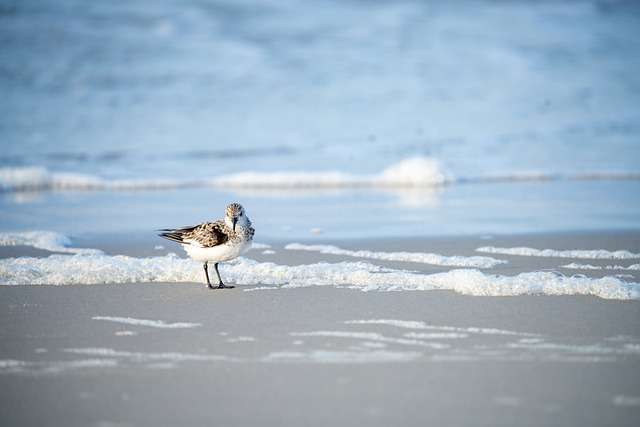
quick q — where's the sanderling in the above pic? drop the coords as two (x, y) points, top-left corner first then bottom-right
(158, 203), (254, 289)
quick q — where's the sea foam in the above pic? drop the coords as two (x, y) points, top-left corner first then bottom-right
(1, 253), (638, 300)
(285, 243), (505, 268)
(262, 350), (422, 363)
(92, 316), (201, 329)
(561, 263), (640, 271)
(344, 320), (538, 336)
(0, 231), (101, 255)
(477, 246), (640, 260)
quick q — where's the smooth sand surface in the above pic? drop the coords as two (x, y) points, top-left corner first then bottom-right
(1, 286), (640, 426)
(1, 232), (640, 426)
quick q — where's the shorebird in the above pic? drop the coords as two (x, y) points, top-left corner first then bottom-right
(158, 203), (254, 289)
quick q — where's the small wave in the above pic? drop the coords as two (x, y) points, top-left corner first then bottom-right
(0, 231), (101, 255)
(0, 167), (207, 192)
(211, 157), (448, 189)
(0, 157), (446, 192)
(1, 253), (638, 299)
(1, 157), (639, 193)
(285, 243), (505, 268)
(477, 246), (640, 260)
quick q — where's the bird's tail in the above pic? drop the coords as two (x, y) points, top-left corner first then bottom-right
(157, 229), (186, 244)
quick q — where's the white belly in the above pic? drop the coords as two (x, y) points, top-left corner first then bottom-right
(182, 240), (252, 263)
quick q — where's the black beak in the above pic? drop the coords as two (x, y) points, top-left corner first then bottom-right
(232, 218), (237, 232)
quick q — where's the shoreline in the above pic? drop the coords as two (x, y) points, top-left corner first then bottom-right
(1, 229), (639, 297)
(1, 229), (639, 426)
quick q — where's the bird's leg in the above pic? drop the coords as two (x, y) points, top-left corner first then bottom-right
(203, 262), (215, 289)
(213, 263), (234, 289)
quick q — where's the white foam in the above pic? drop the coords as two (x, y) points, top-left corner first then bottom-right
(285, 243), (505, 268)
(2, 253), (638, 300)
(346, 319), (428, 330)
(244, 286), (280, 291)
(624, 343), (640, 352)
(404, 332), (468, 339)
(290, 331), (449, 349)
(262, 350), (422, 363)
(477, 246), (640, 260)
(0, 360), (27, 372)
(226, 336), (256, 343)
(0, 231), (101, 255)
(561, 263), (640, 271)
(0, 253), (200, 285)
(360, 342), (388, 349)
(92, 316), (201, 329)
(39, 359), (119, 374)
(345, 320), (539, 336)
(507, 341), (640, 355)
(0, 358), (118, 375)
(518, 338), (544, 344)
(64, 348), (233, 362)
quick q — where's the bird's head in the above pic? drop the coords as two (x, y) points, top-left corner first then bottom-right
(225, 202), (247, 232)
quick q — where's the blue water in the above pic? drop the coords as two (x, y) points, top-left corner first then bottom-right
(1, 0), (640, 238)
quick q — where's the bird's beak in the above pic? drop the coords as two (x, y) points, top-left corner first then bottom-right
(232, 218), (237, 232)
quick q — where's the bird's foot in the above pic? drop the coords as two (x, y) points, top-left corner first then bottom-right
(216, 283), (235, 289)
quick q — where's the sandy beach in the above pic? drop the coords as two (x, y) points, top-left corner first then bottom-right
(3, 1), (640, 425)
(1, 232), (639, 426)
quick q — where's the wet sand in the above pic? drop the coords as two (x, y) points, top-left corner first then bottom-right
(1, 232), (640, 426)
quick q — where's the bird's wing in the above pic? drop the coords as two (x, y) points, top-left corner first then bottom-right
(158, 221), (229, 247)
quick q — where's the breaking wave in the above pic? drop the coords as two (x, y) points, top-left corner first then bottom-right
(1, 157), (638, 193)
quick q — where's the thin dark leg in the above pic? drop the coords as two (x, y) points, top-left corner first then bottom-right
(203, 262), (214, 289)
(213, 263), (234, 289)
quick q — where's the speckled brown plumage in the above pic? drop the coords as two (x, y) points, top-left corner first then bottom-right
(158, 220), (224, 246)
(159, 218), (254, 248)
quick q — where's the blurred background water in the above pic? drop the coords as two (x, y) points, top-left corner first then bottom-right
(1, 0), (639, 239)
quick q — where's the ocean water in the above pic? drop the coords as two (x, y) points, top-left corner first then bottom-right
(1, 0), (640, 238)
